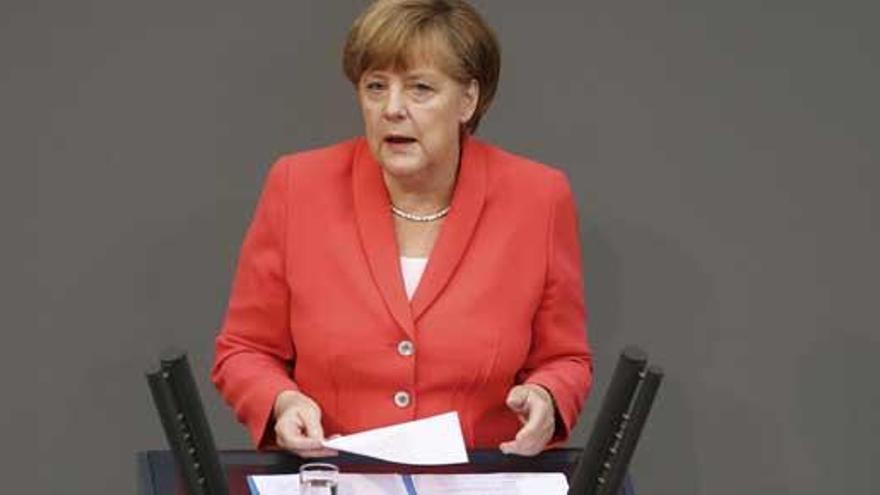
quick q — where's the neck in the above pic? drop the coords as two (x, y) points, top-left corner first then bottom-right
(383, 143), (462, 214)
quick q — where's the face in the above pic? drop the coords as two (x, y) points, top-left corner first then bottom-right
(358, 60), (478, 181)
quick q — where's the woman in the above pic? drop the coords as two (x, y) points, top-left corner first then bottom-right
(212, 0), (592, 459)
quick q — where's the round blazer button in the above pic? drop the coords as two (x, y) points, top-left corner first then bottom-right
(393, 391), (411, 408)
(397, 340), (415, 357)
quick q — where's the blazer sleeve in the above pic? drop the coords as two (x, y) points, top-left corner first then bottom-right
(211, 157), (298, 448)
(520, 170), (593, 443)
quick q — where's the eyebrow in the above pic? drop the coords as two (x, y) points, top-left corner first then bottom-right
(406, 68), (439, 77)
(363, 69), (442, 80)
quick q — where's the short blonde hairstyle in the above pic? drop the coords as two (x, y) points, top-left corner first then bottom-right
(343, 0), (501, 133)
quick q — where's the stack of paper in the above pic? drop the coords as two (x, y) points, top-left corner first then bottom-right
(248, 472), (570, 495)
(248, 412), (569, 495)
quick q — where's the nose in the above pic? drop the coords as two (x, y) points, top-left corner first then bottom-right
(382, 86), (407, 121)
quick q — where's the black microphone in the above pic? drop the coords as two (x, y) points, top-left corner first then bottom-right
(146, 350), (229, 495)
(568, 345), (662, 495)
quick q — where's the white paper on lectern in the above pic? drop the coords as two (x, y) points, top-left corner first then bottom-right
(413, 472), (569, 495)
(248, 473), (406, 495)
(247, 472), (569, 495)
(321, 411), (468, 465)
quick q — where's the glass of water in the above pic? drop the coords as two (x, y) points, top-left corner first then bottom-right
(299, 462), (339, 495)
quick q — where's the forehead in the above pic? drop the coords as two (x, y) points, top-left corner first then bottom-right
(363, 63), (449, 80)
(360, 29), (459, 80)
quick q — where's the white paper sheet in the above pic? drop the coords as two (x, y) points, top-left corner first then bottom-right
(248, 473), (406, 495)
(321, 412), (468, 465)
(248, 472), (569, 495)
(413, 472), (569, 495)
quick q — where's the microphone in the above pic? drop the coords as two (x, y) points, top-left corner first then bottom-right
(568, 346), (663, 495)
(146, 350), (229, 495)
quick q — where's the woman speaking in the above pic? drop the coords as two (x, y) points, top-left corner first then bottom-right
(212, 0), (592, 459)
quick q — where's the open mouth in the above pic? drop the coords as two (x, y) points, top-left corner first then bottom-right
(384, 135), (417, 145)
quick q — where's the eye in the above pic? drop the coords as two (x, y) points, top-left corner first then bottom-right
(364, 80), (386, 92)
(409, 82), (435, 99)
(413, 82), (434, 93)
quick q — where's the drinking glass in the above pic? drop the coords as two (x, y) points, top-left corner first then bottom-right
(299, 462), (339, 495)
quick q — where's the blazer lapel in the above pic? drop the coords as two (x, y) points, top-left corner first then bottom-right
(352, 139), (415, 336)
(411, 137), (487, 320)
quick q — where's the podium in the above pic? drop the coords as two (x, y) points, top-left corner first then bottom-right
(144, 348), (655, 495)
(136, 448), (589, 495)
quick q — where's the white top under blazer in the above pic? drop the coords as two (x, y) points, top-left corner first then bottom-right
(400, 256), (428, 300)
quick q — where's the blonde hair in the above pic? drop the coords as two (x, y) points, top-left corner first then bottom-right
(343, 0), (501, 133)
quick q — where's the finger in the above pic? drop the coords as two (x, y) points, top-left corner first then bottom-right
(517, 424), (544, 453)
(305, 433), (341, 457)
(502, 432), (542, 456)
(506, 386), (529, 412)
(499, 422), (538, 456)
(287, 433), (325, 451)
(278, 416), (321, 449)
(499, 439), (518, 455)
(505, 407), (553, 456)
(275, 414), (307, 450)
(516, 420), (540, 445)
(517, 395), (549, 438)
(499, 435), (541, 457)
(506, 388), (530, 426)
(302, 412), (326, 441)
(285, 428), (338, 457)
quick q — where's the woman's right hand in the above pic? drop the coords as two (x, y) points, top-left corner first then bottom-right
(273, 390), (339, 458)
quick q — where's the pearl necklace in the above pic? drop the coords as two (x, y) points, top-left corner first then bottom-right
(390, 204), (451, 222)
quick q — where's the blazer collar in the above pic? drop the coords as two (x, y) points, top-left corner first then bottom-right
(352, 136), (487, 335)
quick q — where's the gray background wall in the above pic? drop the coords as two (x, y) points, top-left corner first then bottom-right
(3, 0), (878, 493)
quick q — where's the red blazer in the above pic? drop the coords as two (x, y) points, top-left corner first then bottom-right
(212, 136), (592, 449)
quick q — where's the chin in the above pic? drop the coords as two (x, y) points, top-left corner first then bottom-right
(379, 153), (426, 178)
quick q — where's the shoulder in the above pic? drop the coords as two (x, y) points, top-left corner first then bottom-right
(472, 138), (573, 204)
(267, 138), (360, 187)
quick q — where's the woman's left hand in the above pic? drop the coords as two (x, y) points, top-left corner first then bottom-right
(499, 384), (556, 456)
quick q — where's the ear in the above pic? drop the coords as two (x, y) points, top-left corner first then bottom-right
(459, 79), (480, 124)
